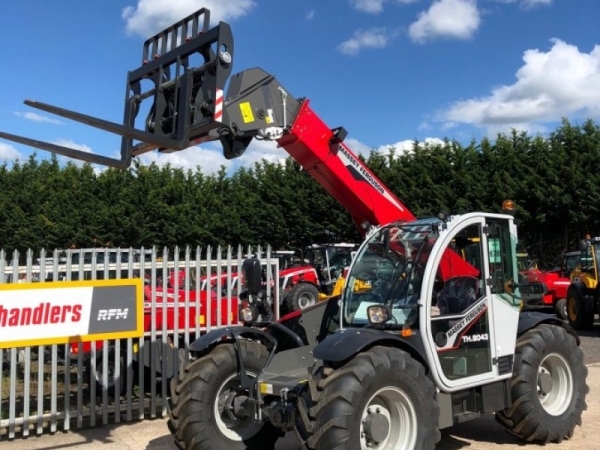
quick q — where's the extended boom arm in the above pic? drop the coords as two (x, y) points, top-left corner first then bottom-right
(0, 8), (414, 231)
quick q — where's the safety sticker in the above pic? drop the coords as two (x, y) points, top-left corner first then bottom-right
(239, 102), (255, 123)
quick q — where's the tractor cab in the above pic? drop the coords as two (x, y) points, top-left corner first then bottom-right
(569, 236), (600, 288)
(340, 213), (522, 388)
(304, 243), (357, 295)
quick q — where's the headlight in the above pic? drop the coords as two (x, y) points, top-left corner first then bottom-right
(240, 307), (255, 322)
(367, 305), (390, 324)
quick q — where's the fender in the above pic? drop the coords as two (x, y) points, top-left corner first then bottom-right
(312, 327), (428, 367)
(189, 326), (278, 354)
(517, 311), (580, 345)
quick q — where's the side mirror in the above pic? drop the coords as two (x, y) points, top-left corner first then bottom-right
(242, 258), (262, 295)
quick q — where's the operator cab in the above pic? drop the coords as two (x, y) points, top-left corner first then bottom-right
(305, 243), (357, 295)
(342, 213), (523, 390)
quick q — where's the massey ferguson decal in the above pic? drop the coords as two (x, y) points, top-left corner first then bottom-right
(337, 143), (407, 213)
(435, 298), (487, 351)
(0, 279), (143, 348)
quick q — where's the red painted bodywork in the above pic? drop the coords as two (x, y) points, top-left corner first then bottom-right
(275, 101), (475, 281)
(520, 267), (570, 306)
(71, 279), (240, 356)
(276, 101), (415, 228)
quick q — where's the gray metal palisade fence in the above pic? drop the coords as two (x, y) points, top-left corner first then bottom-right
(0, 245), (279, 439)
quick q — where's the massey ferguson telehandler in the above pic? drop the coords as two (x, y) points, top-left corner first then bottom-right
(0, 8), (588, 450)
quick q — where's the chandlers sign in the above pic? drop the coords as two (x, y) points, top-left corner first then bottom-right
(0, 279), (143, 348)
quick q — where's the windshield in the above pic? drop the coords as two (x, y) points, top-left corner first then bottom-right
(343, 220), (440, 327)
(516, 253), (531, 271)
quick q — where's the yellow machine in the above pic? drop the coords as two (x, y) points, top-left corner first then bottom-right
(566, 234), (599, 329)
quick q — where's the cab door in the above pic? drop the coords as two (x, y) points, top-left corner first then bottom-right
(422, 215), (520, 391)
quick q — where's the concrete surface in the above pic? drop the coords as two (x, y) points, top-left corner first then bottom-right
(2, 364), (599, 450)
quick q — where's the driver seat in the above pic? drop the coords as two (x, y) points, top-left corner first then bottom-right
(436, 276), (478, 315)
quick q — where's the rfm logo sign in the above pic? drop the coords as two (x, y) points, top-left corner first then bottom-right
(97, 308), (128, 320)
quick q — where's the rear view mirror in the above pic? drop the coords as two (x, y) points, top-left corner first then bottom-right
(243, 258), (263, 295)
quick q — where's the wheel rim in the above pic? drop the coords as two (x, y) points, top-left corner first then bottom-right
(538, 352), (573, 416)
(360, 386), (417, 450)
(560, 302), (568, 320)
(297, 292), (316, 309)
(214, 372), (262, 441)
(95, 360), (117, 389)
(568, 297), (577, 321)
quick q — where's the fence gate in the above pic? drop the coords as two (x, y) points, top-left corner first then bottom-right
(0, 245), (279, 439)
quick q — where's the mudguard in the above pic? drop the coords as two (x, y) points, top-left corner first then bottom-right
(517, 311), (580, 345)
(189, 326), (277, 353)
(312, 327), (427, 366)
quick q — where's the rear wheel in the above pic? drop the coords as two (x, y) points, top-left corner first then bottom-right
(496, 324), (588, 443)
(168, 341), (282, 450)
(567, 287), (594, 329)
(85, 348), (126, 398)
(297, 346), (439, 450)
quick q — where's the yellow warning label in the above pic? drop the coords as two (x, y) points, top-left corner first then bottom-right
(259, 383), (273, 394)
(239, 102), (255, 123)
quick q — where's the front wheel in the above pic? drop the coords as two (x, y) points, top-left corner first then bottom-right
(298, 346), (440, 450)
(496, 324), (588, 443)
(283, 283), (319, 313)
(168, 341), (282, 450)
(567, 287), (594, 329)
(555, 298), (567, 321)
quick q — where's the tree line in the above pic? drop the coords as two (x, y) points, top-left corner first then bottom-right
(1, 118), (599, 270)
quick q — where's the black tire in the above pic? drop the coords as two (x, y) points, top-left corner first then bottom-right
(86, 348), (126, 398)
(566, 288), (594, 330)
(283, 283), (319, 313)
(297, 346), (440, 450)
(168, 341), (283, 450)
(496, 324), (588, 443)
(555, 298), (568, 321)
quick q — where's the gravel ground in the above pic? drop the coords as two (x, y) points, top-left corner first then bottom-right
(2, 316), (598, 450)
(577, 323), (600, 364)
(275, 316), (600, 450)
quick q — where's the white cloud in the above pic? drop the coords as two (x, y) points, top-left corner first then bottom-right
(0, 142), (23, 163)
(344, 137), (372, 157)
(49, 139), (97, 168)
(409, 0), (480, 43)
(376, 137), (446, 156)
(345, 136), (445, 158)
(51, 139), (93, 154)
(491, 0), (552, 8)
(438, 39), (600, 132)
(14, 112), (62, 125)
(349, 0), (419, 14)
(122, 0), (256, 37)
(136, 138), (286, 174)
(338, 28), (396, 55)
(306, 9), (315, 21)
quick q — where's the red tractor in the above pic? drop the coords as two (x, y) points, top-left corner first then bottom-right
(277, 243), (357, 313)
(517, 250), (571, 319)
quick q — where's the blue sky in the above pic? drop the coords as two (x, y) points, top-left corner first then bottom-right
(1, 0), (600, 174)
